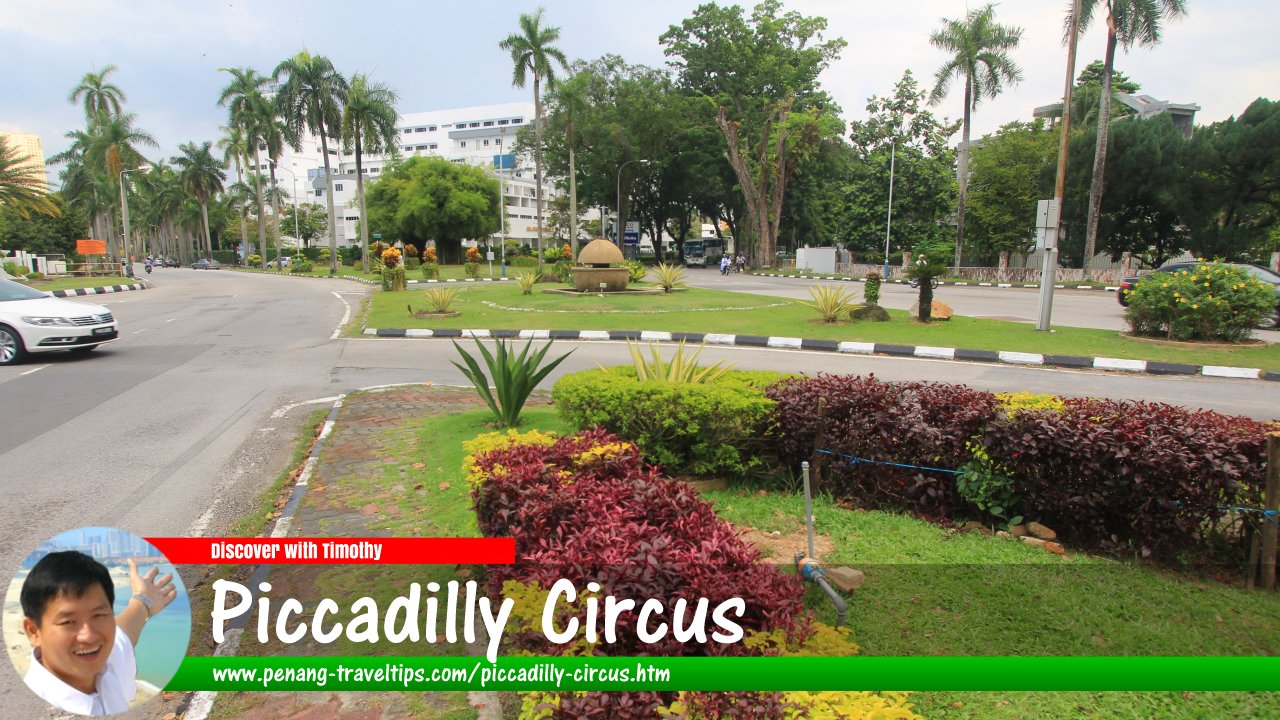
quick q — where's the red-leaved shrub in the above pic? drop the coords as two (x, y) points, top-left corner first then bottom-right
(767, 374), (999, 519)
(470, 428), (809, 657)
(982, 398), (1271, 560)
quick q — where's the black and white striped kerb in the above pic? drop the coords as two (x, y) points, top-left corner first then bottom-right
(362, 327), (1279, 383)
(48, 283), (147, 298)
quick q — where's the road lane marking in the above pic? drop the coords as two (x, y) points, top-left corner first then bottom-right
(331, 291), (351, 339)
(20, 364), (50, 376)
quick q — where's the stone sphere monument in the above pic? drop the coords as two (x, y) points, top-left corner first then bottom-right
(571, 239), (630, 293)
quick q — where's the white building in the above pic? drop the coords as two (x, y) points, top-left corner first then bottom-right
(259, 102), (555, 248)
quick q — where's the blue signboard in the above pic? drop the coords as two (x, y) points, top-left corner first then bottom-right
(623, 221), (639, 244)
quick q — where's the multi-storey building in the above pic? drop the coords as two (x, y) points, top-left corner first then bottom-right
(258, 102), (555, 249)
(0, 131), (49, 192)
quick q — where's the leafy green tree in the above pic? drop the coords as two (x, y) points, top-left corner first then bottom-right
(1186, 97), (1280, 261)
(364, 156), (500, 264)
(1063, 115), (1192, 268)
(274, 51), (349, 273)
(281, 202), (329, 249)
(342, 73), (400, 274)
(842, 70), (958, 264)
(217, 124), (253, 260)
(173, 141), (225, 259)
(68, 65), (126, 119)
(133, 162), (187, 261)
(778, 127), (852, 253)
(0, 193), (86, 255)
(927, 2), (1023, 272)
(966, 120), (1057, 272)
(1074, 0), (1189, 278)
(0, 137), (58, 219)
(661, 0), (846, 267)
(499, 7), (569, 272)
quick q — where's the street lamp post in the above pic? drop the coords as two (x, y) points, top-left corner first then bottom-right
(616, 159), (650, 256)
(882, 141), (897, 279)
(272, 162), (301, 268)
(119, 167), (148, 274)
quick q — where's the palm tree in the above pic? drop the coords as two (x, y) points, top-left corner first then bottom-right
(256, 107), (291, 267)
(555, 71), (589, 258)
(928, 3), (1024, 273)
(0, 137), (59, 219)
(1076, 0), (1187, 278)
(341, 73), (400, 273)
(274, 51), (349, 273)
(217, 125), (255, 260)
(69, 65), (127, 119)
(173, 141), (226, 260)
(499, 7), (569, 271)
(218, 67), (273, 268)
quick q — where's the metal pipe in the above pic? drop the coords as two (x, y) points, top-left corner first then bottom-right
(814, 575), (848, 628)
(802, 461), (815, 559)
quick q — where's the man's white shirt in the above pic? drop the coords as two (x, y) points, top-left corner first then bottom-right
(24, 628), (137, 717)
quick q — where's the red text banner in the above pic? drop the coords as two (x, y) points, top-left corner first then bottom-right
(146, 537), (515, 565)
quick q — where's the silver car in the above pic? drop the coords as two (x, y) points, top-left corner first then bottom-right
(0, 279), (118, 365)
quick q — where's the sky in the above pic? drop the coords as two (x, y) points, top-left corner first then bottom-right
(3, 0), (1277, 184)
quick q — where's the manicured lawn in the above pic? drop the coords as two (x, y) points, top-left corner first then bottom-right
(367, 283), (1280, 370)
(17, 276), (137, 291)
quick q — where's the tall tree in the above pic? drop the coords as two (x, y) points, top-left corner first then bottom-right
(661, 1), (846, 268)
(1074, 0), (1188, 278)
(68, 65), (127, 119)
(0, 137), (59, 219)
(364, 156), (500, 264)
(341, 73), (400, 273)
(499, 7), (569, 272)
(172, 141), (225, 259)
(217, 125), (253, 260)
(274, 51), (349, 273)
(966, 120), (1057, 274)
(218, 67), (273, 267)
(927, 2), (1024, 272)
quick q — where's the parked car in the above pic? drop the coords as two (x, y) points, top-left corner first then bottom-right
(0, 278), (118, 365)
(163, 257), (180, 268)
(191, 259), (222, 270)
(266, 257), (291, 269)
(1117, 261), (1280, 329)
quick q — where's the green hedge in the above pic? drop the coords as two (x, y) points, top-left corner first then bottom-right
(211, 250), (238, 265)
(551, 367), (785, 478)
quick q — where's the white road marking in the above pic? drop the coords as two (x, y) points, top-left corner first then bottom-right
(331, 291), (351, 340)
(166, 318), (175, 323)
(20, 364), (50, 376)
(270, 395), (343, 418)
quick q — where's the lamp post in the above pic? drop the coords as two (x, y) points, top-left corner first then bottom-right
(272, 162), (301, 268)
(616, 159), (650, 257)
(882, 141), (897, 280)
(119, 166), (148, 273)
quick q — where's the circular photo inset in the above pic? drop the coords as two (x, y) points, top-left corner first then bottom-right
(4, 527), (191, 717)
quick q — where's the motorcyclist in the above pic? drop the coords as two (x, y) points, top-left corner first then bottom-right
(719, 255), (731, 275)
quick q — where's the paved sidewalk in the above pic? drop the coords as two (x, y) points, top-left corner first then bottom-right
(204, 386), (508, 720)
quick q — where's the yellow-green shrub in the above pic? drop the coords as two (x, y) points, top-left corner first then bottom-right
(995, 391), (1064, 418)
(462, 429), (558, 489)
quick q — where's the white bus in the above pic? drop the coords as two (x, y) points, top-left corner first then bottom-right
(682, 237), (727, 267)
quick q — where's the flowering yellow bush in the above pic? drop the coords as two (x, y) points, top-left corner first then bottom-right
(381, 247), (402, 268)
(561, 243), (572, 260)
(995, 391), (1065, 418)
(572, 441), (637, 469)
(1126, 262), (1273, 342)
(423, 246), (438, 264)
(466, 246), (482, 263)
(462, 428), (558, 488)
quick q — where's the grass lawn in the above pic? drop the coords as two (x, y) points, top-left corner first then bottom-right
(16, 276), (138, 291)
(367, 283), (1280, 370)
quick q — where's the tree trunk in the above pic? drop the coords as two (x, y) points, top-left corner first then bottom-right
(954, 79), (972, 273)
(568, 116), (579, 260)
(253, 144), (267, 268)
(269, 161), (282, 268)
(200, 202), (212, 261)
(355, 131), (370, 275)
(318, 130), (339, 274)
(1083, 20), (1119, 281)
(533, 74), (545, 271)
(919, 281), (934, 322)
(998, 250), (1010, 282)
(714, 104), (791, 269)
(235, 154), (249, 263)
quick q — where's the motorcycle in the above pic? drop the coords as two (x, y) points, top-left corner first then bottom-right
(908, 277), (940, 289)
(145, 263), (153, 274)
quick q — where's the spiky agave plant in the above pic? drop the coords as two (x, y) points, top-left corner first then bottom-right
(424, 287), (459, 313)
(452, 338), (573, 427)
(802, 284), (855, 323)
(652, 262), (687, 293)
(623, 339), (734, 384)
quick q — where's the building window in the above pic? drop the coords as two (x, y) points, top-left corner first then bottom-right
(403, 128), (412, 134)
(429, 143), (438, 150)
(361, 168), (368, 173)
(371, 167), (379, 173)
(494, 138), (502, 146)
(428, 125), (437, 132)
(315, 189), (323, 197)
(335, 183), (344, 191)
(483, 121), (494, 126)
(483, 139), (490, 146)
(498, 119), (508, 125)
(415, 127), (426, 132)
(460, 141), (467, 148)
(346, 216), (358, 221)
(469, 122), (479, 128)
(511, 118), (523, 124)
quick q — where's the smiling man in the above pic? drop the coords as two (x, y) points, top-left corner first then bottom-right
(20, 551), (177, 716)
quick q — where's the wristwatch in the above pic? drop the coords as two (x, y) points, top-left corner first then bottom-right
(131, 593), (154, 618)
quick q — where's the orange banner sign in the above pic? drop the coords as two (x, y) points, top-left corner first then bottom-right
(77, 239), (108, 255)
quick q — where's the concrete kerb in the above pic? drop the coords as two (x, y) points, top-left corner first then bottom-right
(748, 272), (1121, 293)
(47, 282), (149, 298)
(183, 383), (503, 720)
(361, 327), (1278, 383)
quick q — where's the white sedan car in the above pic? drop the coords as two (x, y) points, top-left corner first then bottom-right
(0, 278), (118, 365)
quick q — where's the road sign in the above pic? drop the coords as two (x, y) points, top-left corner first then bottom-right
(624, 221), (639, 244)
(372, 233), (382, 239)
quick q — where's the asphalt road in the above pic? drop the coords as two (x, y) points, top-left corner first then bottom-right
(1, 268), (1278, 716)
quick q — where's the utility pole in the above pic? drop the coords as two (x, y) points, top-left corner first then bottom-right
(1039, 0), (1083, 332)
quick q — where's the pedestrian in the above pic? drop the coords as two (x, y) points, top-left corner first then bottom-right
(736, 254), (746, 274)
